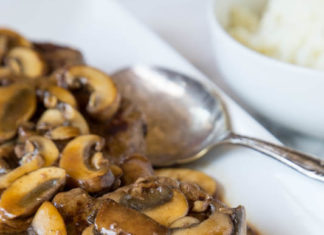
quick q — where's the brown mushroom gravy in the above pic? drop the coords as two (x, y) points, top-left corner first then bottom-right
(0, 28), (258, 235)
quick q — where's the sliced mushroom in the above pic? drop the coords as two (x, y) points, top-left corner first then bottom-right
(101, 186), (126, 202)
(0, 135), (59, 189)
(5, 47), (46, 78)
(59, 135), (114, 193)
(0, 68), (11, 82)
(82, 225), (95, 235)
(37, 105), (89, 140)
(0, 28), (31, 47)
(172, 210), (234, 235)
(109, 178), (188, 227)
(94, 199), (169, 235)
(29, 201), (67, 235)
(230, 206), (247, 235)
(37, 109), (64, 128)
(0, 141), (15, 156)
(119, 185), (174, 211)
(172, 205), (246, 235)
(0, 36), (6, 62)
(121, 154), (154, 185)
(0, 82), (36, 143)
(143, 189), (188, 226)
(0, 28), (31, 61)
(23, 135), (59, 167)
(46, 126), (81, 140)
(169, 216), (200, 229)
(58, 104), (89, 134)
(0, 141), (16, 174)
(0, 167), (66, 219)
(155, 168), (221, 198)
(0, 155), (43, 189)
(0, 158), (11, 174)
(38, 85), (77, 109)
(55, 65), (120, 121)
(168, 195), (246, 235)
(36, 84), (82, 139)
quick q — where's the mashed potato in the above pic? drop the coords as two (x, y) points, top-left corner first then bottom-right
(228, 0), (324, 69)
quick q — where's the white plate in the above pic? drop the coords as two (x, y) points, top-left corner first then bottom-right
(1, 0), (323, 234)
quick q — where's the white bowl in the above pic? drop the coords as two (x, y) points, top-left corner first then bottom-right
(208, 0), (324, 138)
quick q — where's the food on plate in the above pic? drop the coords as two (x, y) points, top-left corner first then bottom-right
(227, 0), (324, 69)
(102, 177), (245, 235)
(0, 28), (248, 234)
(155, 168), (222, 199)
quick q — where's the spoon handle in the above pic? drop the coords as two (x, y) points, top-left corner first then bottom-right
(221, 132), (324, 182)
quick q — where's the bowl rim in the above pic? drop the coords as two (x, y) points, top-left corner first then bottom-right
(207, 0), (324, 75)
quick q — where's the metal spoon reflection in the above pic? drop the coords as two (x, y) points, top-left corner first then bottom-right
(112, 66), (324, 182)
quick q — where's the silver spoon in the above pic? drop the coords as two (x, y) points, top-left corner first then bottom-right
(112, 66), (324, 182)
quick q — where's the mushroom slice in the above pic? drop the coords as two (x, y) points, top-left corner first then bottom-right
(0, 68), (11, 80)
(82, 225), (95, 235)
(40, 85), (77, 109)
(59, 104), (89, 134)
(0, 28), (31, 48)
(0, 155), (43, 189)
(121, 155), (154, 185)
(169, 216), (200, 229)
(37, 109), (64, 129)
(0, 36), (6, 61)
(37, 105), (89, 138)
(0, 28), (31, 61)
(59, 135), (114, 193)
(29, 201), (67, 235)
(143, 189), (189, 226)
(155, 168), (220, 198)
(114, 181), (188, 226)
(0, 135), (59, 189)
(119, 185), (174, 211)
(230, 206), (247, 235)
(23, 135), (60, 167)
(0, 82), (36, 143)
(172, 206), (246, 235)
(101, 186), (126, 202)
(56, 65), (121, 121)
(0, 167), (66, 219)
(94, 199), (169, 235)
(172, 211), (234, 235)
(46, 126), (81, 140)
(6, 47), (46, 78)
(0, 141), (15, 174)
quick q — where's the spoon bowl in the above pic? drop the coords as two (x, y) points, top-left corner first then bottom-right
(113, 66), (229, 166)
(112, 66), (324, 182)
